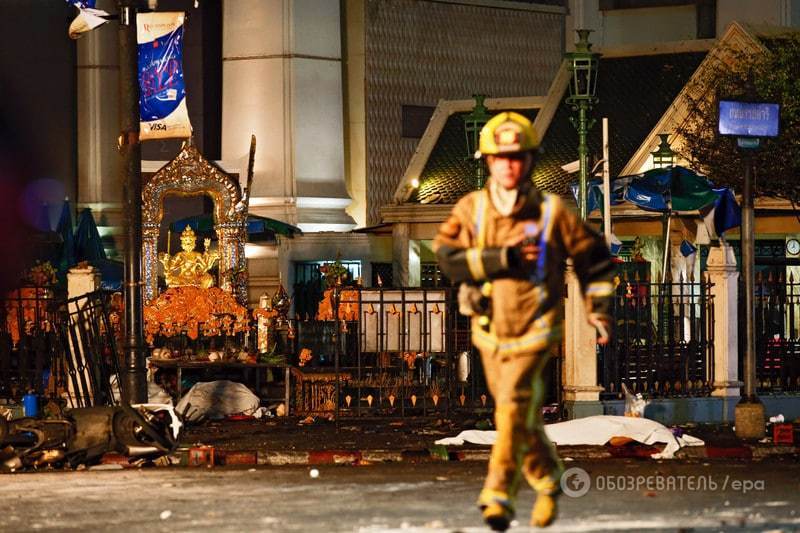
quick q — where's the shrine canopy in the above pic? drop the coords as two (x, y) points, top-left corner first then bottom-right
(169, 214), (302, 242)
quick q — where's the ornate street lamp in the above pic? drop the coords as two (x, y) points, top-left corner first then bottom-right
(464, 94), (491, 189)
(566, 29), (600, 220)
(651, 133), (676, 168)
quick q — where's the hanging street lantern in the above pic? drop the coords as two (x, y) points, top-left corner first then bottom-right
(566, 29), (600, 220)
(651, 133), (676, 168)
(464, 94), (491, 189)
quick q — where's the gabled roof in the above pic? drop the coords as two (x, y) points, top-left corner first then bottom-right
(532, 50), (707, 196)
(391, 22), (783, 211)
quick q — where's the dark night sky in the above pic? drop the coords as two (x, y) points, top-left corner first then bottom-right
(0, 0), (77, 201)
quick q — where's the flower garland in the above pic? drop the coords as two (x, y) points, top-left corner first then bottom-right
(143, 286), (249, 344)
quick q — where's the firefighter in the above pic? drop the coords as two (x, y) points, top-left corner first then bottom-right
(434, 112), (614, 530)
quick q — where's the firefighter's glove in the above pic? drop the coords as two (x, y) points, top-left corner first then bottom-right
(588, 312), (612, 345)
(458, 282), (488, 317)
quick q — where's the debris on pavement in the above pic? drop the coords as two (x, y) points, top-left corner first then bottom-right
(0, 403), (181, 473)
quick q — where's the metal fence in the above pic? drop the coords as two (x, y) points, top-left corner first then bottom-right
(0, 287), (123, 407)
(599, 272), (715, 399)
(0, 286), (61, 399)
(739, 272), (800, 394)
(57, 290), (123, 407)
(289, 287), (563, 417)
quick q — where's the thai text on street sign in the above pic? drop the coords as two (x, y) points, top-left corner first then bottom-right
(718, 101), (779, 137)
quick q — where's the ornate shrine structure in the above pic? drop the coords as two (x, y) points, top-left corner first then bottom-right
(142, 142), (247, 305)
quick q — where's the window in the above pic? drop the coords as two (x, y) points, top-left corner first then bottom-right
(294, 261), (362, 285)
(421, 262), (451, 288)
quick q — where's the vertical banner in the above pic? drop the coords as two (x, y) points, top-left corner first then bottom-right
(137, 12), (193, 141)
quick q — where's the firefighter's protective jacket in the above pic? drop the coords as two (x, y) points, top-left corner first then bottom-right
(434, 181), (615, 357)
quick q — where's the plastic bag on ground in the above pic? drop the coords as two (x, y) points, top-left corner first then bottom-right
(176, 380), (260, 422)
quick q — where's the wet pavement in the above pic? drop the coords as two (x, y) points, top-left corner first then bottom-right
(1, 458), (798, 532)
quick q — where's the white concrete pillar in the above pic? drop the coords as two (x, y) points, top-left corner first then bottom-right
(707, 242), (742, 398)
(562, 266), (604, 418)
(76, 0), (122, 254)
(392, 223), (410, 287)
(221, 0), (351, 230)
(67, 265), (101, 300)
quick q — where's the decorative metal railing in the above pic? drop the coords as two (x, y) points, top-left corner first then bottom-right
(56, 290), (123, 407)
(739, 272), (800, 394)
(599, 272), (715, 399)
(288, 286), (564, 418)
(0, 285), (61, 400)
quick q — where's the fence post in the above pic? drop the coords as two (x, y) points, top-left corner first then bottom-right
(563, 264), (604, 418)
(706, 243), (742, 401)
(67, 265), (101, 301)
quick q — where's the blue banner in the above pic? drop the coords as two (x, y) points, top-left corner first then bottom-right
(66, 0), (96, 8)
(137, 12), (192, 140)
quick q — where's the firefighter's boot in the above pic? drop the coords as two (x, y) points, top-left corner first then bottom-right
(528, 474), (561, 528)
(477, 488), (515, 531)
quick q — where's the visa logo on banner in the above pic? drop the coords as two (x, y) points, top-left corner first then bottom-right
(137, 12), (193, 141)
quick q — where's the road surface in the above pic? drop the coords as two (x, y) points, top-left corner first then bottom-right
(0, 458), (798, 532)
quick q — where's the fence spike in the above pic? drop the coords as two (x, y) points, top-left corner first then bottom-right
(623, 270), (630, 282)
(768, 270), (774, 283)
(645, 271), (651, 282)
(790, 271), (795, 283)
(779, 270), (785, 283)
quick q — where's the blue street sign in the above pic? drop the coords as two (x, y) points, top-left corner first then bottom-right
(719, 101), (779, 137)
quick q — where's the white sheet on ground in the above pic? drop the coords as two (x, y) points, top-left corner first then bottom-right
(176, 380), (260, 422)
(434, 415), (705, 459)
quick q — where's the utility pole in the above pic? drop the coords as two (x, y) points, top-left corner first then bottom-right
(118, 0), (147, 403)
(735, 151), (765, 438)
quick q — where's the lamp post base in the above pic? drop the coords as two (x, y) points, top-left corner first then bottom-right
(734, 400), (765, 439)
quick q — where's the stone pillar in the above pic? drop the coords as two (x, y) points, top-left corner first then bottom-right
(76, 0), (122, 256)
(562, 266), (604, 418)
(707, 242), (742, 401)
(67, 265), (101, 300)
(392, 223), (410, 287)
(221, 0), (350, 228)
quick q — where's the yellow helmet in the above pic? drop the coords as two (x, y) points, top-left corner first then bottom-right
(476, 112), (539, 158)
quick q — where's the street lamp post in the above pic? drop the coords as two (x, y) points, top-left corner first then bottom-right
(650, 134), (676, 284)
(651, 133), (676, 169)
(464, 94), (491, 189)
(119, 0), (147, 403)
(566, 30), (600, 221)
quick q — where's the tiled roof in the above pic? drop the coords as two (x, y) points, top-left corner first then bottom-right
(411, 51), (707, 204)
(534, 52), (707, 196)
